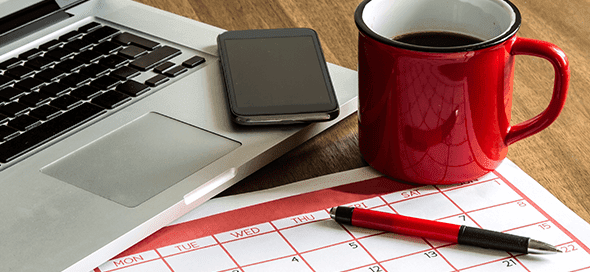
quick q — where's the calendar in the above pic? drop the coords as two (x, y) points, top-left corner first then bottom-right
(95, 159), (590, 272)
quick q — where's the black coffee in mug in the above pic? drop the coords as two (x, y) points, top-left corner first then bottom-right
(393, 31), (484, 47)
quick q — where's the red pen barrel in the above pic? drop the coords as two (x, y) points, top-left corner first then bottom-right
(351, 209), (461, 243)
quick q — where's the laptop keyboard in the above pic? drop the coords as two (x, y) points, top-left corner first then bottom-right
(0, 22), (206, 165)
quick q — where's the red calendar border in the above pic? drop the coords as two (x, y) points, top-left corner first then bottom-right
(98, 170), (590, 272)
(111, 176), (416, 259)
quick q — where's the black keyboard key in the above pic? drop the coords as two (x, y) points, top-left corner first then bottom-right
(54, 59), (85, 73)
(83, 26), (120, 43)
(19, 92), (51, 107)
(110, 66), (140, 80)
(59, 30), (83, 42)
(78, 22), (101, 33)
(154, 61), (174, 73)
(0, 103), (106, 163)
(91, 90), (131, 109)
(50, 95), (82, 110)
(64, 38), (93, 52)
(29, 105), (61, 120)
(0, 58), (23, 70)
(0, 126), (19, 141)
(0, 75), (14, 89)
(80, 63), (110, 78)
(116, 80), (150, 97)
(118, 45), (147, 59)
(70, 85), (102, 100)
(60, 73), (91, 88)
(145, 74), (169, 87)
(19, 49), (43, 60)
(0, 102), (28, 117)
(93, 41), (123, 55)
(112, 32), (160, 50)
(75, 50), (104, 63)
(130, 46), (181, 71)
(25, 56), (55, 70)
(45, 47), (75, 61)
(99, 55), (129, 69)
(0, 87), (26, 102)
(14, 77), (45, 92)
(35, 68), (67, 82)
(91, 75), (120, 90)
(5, 66), (35, 80)
(182, 56), (205, 68)
(164, 65), (187, 77)
(8, 115), (41, 131)
(39, 39), (63, 51)
(40, 82), (70, 97)
(79, 64), (110, 78)
(0, 114), (7, 123)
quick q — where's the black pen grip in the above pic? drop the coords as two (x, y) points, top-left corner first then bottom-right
(458, 226), (529, 253)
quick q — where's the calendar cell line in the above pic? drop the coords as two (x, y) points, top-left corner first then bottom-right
(269, 221), (316, 272)
(240, 253), (303, 270)
(422, 239), (459, 271)
(155, 250), (174, 272)
(98, 250), (163, 272)
(434, 185), (484, 229)
(503, 219), (554, 233)
(340, 225), (382, 266)
(212, 235), (244, 272)
(458, 257), (529, 272)
(158, 236), (218, 258)
(379, 248), (456, 272)
(439, 198), (525, 219)
(381, 186), (441, 205)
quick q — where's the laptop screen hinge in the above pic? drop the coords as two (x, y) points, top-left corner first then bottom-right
(184, 168), (238, 205)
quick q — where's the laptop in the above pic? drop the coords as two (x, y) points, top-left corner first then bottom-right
(0, 0), (358, 271)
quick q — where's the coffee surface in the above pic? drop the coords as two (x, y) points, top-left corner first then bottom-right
(393, 31), (484, 47)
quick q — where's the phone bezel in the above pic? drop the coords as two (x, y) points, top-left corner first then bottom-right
(217, 28), (339, 125)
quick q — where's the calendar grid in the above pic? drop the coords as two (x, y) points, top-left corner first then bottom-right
(421, 237), (459, 271)
(435, 184), (484, 229)
(155, 249), (174, 271)
(96, 169), (590, 272)
(335, 213), (388, 272)
(497, 171), (590, 255)
(211, 235), (243, 272)
(268, 221), (316, 272)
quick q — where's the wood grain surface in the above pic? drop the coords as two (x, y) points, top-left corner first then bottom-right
(134, 0), (590, 224)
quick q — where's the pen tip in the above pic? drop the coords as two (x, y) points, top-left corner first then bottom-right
(528, 239), (562, 254)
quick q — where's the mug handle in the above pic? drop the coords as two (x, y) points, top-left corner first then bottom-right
(504, 37), (570, 146)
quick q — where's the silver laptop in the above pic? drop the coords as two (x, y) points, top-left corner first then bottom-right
(0, 0), (358, 271)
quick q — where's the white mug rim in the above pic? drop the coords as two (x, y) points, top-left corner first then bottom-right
(355, 0), (522, 52)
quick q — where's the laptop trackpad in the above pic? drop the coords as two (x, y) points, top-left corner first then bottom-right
(41, 112), (241, 207)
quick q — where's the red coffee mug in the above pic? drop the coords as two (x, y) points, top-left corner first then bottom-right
(355, 0), (569, 184)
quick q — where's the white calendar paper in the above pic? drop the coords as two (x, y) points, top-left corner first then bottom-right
(95, 159), (590, 272)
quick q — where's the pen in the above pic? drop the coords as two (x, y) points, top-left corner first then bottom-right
(329, 206), (561, 254)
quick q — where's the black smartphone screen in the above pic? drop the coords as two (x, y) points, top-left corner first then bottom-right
(218, 29), (338, 124)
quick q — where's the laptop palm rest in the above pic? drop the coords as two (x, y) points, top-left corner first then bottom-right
(41, 112), (241, 207)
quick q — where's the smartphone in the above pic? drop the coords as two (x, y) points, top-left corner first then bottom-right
(217, 28), (339, 125)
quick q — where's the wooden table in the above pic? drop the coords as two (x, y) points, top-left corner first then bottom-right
(136, 0), (590, 224)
